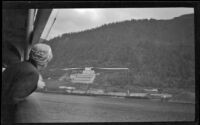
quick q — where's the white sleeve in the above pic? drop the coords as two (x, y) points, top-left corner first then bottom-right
(2, 68), (6, 72)
(37, 74), (46, 89)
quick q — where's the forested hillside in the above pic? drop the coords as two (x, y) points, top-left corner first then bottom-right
(42, 14), (195, 91)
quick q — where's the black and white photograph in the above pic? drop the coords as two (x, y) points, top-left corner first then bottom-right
(2, 1), (198, 124)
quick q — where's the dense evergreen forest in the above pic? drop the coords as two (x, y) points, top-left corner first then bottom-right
(42, 14), (195, 91)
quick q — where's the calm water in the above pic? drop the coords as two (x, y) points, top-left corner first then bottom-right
(16, 92), (195, 122)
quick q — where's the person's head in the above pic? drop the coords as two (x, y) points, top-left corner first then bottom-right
(29, 43), (53, 70)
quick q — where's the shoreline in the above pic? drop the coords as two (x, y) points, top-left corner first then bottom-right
(35, 89), (195, 104)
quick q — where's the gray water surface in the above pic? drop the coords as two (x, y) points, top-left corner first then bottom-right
(16, 92), (195, 123)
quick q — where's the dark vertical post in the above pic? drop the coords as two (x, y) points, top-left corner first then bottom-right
(32, 9), (52, 44)
(127, 69), (130, 96)
(24, 9), (35, 61)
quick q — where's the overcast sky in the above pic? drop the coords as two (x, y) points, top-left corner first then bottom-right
(41, 8), (194, 40)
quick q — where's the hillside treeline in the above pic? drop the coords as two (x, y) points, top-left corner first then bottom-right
(42, 14), (195, 91)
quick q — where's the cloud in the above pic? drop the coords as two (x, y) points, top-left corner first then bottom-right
(41, 8), (194, 40)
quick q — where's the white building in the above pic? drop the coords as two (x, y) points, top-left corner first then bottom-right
(70, 67), (96, 84)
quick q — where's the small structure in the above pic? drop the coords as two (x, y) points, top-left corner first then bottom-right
(129, 93), (148, 98)
(87, 89), (104, 94)
(59, 86), (76, 93)
(148, 93), (172, 101)
(107, 92), (127, 97)
(70, 67), (96, 84)
(144, 88), (158, 93)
